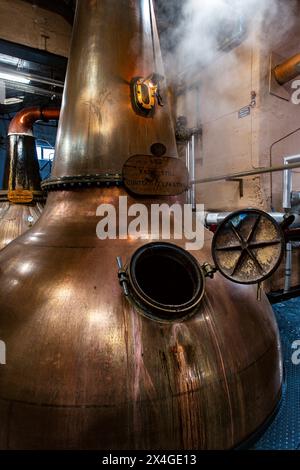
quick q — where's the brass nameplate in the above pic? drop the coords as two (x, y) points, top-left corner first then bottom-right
(123, 155), (189, 196)
(8, 189), (34, 204)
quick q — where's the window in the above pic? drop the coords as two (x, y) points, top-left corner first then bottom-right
(36, 141), (55, 180)
(36, 144), (55, 161)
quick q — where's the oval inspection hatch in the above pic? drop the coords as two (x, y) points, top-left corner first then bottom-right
(128, 242), (205, 322)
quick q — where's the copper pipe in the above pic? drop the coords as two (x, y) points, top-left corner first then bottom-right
(274, 53), (300, 85)
(8, 107), (60, 136)
(51, 0), (177, 180)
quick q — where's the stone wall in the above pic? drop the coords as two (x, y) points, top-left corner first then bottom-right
(174, 12), (300, 291)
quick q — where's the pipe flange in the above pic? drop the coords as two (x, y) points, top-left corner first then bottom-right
(0, 190), (46, 203)
(123, 242), (205, 323)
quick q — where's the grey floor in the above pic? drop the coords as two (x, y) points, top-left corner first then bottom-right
(253, 298), (300, 450)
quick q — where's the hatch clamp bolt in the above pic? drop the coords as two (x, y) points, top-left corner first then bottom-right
(202, 262), (218, 279)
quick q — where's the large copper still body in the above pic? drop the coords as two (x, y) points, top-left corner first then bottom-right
(0, 0), (282, 449)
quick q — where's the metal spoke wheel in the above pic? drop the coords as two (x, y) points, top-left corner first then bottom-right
(211, 209), (285, 284)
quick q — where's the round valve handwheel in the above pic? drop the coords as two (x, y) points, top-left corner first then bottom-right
(212, 209), (285, 284)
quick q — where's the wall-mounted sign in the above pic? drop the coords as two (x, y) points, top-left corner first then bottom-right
(238, 106), (251, 119)
(122, 155), (189, 196)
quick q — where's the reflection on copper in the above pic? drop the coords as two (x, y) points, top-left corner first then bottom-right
(8, 107), (60, 136)
(18, 261), (34, 275)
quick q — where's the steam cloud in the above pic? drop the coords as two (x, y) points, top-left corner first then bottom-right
(158, 0), (298, 83)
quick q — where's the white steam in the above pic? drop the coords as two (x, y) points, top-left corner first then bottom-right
(160, 0), (298, 82)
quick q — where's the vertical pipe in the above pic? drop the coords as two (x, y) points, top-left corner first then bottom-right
(186, 140), (191, 204)
(283, 162), (292, 210)
(190, 134), (196, 211)
(282, 155), (300, 293)
(284, 241), (292, 293)
(283, 154), (300, 210)
(274, 53), (300, 85)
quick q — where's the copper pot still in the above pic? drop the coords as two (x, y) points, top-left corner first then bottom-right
(0, 0), (283, 449)
(0, 107), (60, 250)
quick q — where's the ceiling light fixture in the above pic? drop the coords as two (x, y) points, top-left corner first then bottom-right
(4, 96), (25, 105)
(0, 71), (30, 84)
